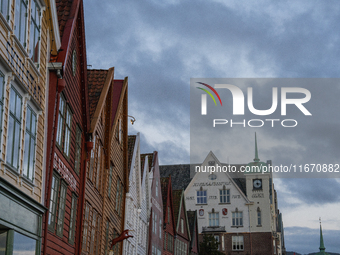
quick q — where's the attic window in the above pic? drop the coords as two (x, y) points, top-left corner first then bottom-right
(72, 50), (77, 76)
(209, 174), (217, 180)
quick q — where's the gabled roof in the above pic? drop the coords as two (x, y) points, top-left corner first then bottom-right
(111, 79), (125, 128)
(172, 190), (182, 226)
(187, 211), (198, 249)
(160, 164), (192, 190)
(87, 69), (109, 119)
(87, 69), (108, 117)
(172, 189), (191, 241)
(160, 177), (170, 220)
(128, 135), (137, 173)
(56, 0), (72, 38)
(140, 153), (153, 182)
(187, 211), (196, 234)
(160, 163), (248, 197)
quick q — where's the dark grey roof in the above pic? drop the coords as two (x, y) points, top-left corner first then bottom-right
(159, 164), (192, 190)
(160, 163), (248, 196)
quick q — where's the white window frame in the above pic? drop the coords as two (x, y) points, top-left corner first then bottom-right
(232, 235), (244, 251)
(23, 105), (37, 181)
(219, 188), (230, 203)
(0, 0), (11, 22)
(232, 211), (243, 227)
(257, 208), (261, 226)
(14, 0), (29, 47)
(209, 212), (219, 227)
(196, 190), (207, 204)
(29, 0), (42, 65)
(6, 86), (23, 171)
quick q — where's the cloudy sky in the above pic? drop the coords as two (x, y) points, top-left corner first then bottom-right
(83, 0), (340, 253)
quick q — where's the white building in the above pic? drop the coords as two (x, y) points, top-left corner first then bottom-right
(162, 135), (285, 255)
(123, 133), (148, 255)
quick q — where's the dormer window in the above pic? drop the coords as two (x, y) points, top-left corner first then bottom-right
(208, 174), (217, 180)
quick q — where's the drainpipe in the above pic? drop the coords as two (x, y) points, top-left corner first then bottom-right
(42, 75), (65, 255)
(248, 204), (252, 255)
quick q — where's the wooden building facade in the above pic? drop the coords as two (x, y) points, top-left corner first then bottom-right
(0, 0), (59, 254)
(161, 176), (176, 255)
(43, 0), (90, 254)
(81, 67), (129, 255)
(173, 190), (191, 255)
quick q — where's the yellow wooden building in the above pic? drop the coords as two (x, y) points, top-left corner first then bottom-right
(0, 0), (59, 253)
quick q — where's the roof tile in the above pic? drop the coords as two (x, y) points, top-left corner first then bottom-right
(87, 69), (108, 120)
(56, 0), (73, 38)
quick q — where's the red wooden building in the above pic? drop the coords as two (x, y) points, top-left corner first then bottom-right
(43, 0), (90, 254)
(81, 68), (129, 255)
(173, 190), (191, 255)
(161, 176), (176, 255)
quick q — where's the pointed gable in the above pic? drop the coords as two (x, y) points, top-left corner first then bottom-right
(187, 211), (199, 254)
(111, 79), (125, 128)
(128, 135), (137, 173)
(87, 69), (109, 119)
(56, 0), (73, 38)
(161, 177), (170, 221)
(172, 190), (191, 241)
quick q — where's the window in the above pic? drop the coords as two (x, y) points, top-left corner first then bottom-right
(63, 105), (72, 157)
(74, 125), (82, 174)
(7, 87), (22, 170)
(104, 221), (109, 255)
(0, 71), (4, 145)
(208, 174), (217, 180)
(154, 214), (157, 235)
(14, 0), (28, 46)
(90, 210), (97, 254)
(108, 165), (113, 198)
(23, 106), (36, 181)
(96, 216), (101, 254)
(95, 143), (102, 190)
(115, 178), (123, 215)
(48, 172), (60, 231)
(156, 180), (158, 197)
(219, 188), (230, 203)
(88, 135), (96, 180)
(168, 206), (170, 223)
(209, 212), (219, 227)
(197, 190), (207, 204)
(118, 118), (122, 143)
(167, 234), (173, 252)
(214, 236), (220, 250)
(221, 235), (225, 251)
(29, 0), (40, 62)
(232, 211), (243, 226)
(56, 181), (67, 236)
(82, 203), (90, 251)
(232, 236), (244, 251)
(0, 0), (10, 22)
(257, 207), (261, 226)
(159, 219), (162, 238)
(164, 232), (167, 250)
(181, 218), (184, 233)
(56, 95), (72, 157)
(68, 194), (77, 244)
